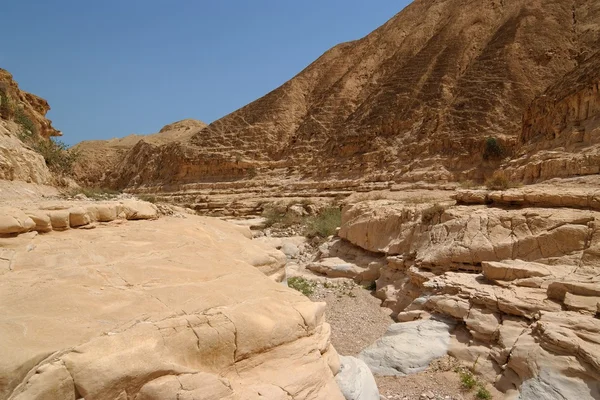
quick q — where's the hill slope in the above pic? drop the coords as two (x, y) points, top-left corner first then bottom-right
(78, 0), (600, 189)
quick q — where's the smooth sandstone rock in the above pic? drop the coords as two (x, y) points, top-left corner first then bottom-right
(0, 216), (343, 400)
(25, 210), (52, 233)
(0, 207), (35, 235)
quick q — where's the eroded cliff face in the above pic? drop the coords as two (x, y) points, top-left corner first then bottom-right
(73, 0), (600, 191)
(0, 69), (61, 139)
(503, 50), (600, 182)
(0, 69), (62, 184)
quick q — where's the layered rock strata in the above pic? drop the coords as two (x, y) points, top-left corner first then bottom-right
(325, 191), (600, 398)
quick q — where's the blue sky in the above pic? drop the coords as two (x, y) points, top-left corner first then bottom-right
(1, 1), (409, 145)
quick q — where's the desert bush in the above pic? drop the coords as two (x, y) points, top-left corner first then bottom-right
(31, 138), (79, 174)
(0, 90), (13, 119)
(137, 194), (157, 203)
(458, 179), (477, 189)
(14, 108), (37, 136)
(421, 203), (446, 223)
(484, 171), (520, 190)
(287, 277), (316, 297)
(304, 207), (341, 238)
(476, 385), (492, 400)
(483, 137), (504, 160)
(459, 370), (477, 390)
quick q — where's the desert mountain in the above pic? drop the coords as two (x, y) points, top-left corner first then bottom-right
(72, 119), (206, 186)
(75, 0), (600, 190)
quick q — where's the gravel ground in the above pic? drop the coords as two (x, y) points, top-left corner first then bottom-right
(309, 281), (393, 355)
(305, 279), (502, 400)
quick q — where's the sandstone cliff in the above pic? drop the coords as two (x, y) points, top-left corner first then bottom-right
(75, 0), (600, 190)
(0, 69), (62, 184)
(503, 50), (600, 182)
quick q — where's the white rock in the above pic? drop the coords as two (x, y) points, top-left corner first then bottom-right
(335, 356), (380, 400)
(359, 319), (455, 376)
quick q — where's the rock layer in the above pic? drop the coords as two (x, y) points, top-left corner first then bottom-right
(330, 187), (600, 398)
(0, 213), (343, 400)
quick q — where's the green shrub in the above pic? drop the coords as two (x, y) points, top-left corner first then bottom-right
(459, 370), (477, 390)
(483, 137), (504, 160)
(71, 187), (121, 200)
(287, 277), (316, 297)
(485, 172), (520, 190)
(14, 108), (37, 136)
(32, 138), (80, 174)
(0, 90), (13, 119)
(304, 207), (341, 238)
(476, 385), (492, 400)
(421, 203), (446, 224)
(138, 194), (157, 203)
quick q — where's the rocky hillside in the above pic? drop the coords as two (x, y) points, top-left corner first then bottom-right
(503, 49), (600, 182)
(72, 119), (206, 187)
(75, 0), (600, 190)
(0, 69), (62, 184)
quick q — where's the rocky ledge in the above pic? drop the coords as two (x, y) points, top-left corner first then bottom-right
(0, 205), (343, 400)
(312, 190), (600, 399)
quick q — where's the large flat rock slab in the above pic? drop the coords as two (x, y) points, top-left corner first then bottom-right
(0, 216), (342, 400)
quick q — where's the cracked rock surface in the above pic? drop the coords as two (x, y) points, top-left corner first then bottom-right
(331, 192), (600, 399)
(0, 213), (342, 400)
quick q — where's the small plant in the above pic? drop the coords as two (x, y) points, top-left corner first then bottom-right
(459, 370), (477, 390)
(476, 385), (492, 400)
(138, 194), (157, 203)
(70, 187), (121, 200)
(0, 90), (14, 119)
(287, 277), (316, 297)
(304, 207), (341, 238)
(484, 172), (520, 190)
(421, 203), (446, 223)
(483, 137), (504, 160)
(32, 138), (80, 174)
(459, 180), (477, 189)
(364, 281), (377, 291)
(15, 108), (37, 136)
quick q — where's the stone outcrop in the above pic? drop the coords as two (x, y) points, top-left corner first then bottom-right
(72, 0), (600, 193)
(0, 199), (160, 236)
(326, 187), (600, 398)
(0, 69), (63, 184)
(0, 209), (343, 400)
(502, 50), (600, 183)
(0, 69), (61, 139)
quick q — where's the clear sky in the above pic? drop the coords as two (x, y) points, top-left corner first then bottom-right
(1, 1), (410, 145)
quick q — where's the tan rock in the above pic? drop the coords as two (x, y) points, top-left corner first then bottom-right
(48, 210), (70, 231)
(0, 215), (341, 399)
(25, 210), (52, 233)
(68, 207), (91, 227)
(0, 207), (35, 235)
